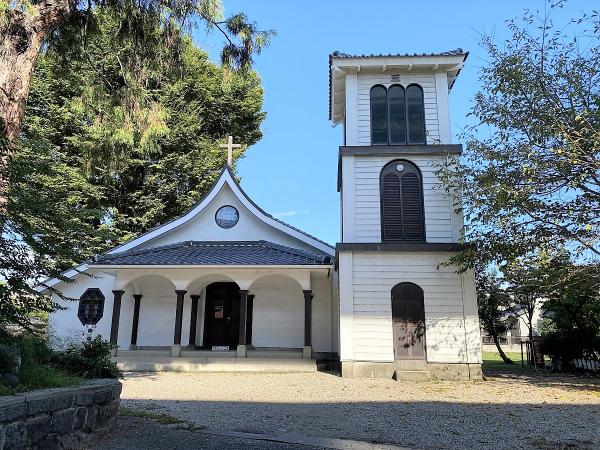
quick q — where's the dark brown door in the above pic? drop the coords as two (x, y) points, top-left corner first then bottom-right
(391, 282), (426, 359)
(203, 282), (240, 349)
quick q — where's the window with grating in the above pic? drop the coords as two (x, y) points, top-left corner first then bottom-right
(380, 160), (425, 241)
(78, 288), (105, 326)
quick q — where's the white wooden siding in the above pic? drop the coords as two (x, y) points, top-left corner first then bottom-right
(356, 72), (440, 145)
(348, 155), (461, 243)
(350, 252), (481, 364)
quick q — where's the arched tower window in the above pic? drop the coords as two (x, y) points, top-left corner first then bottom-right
(370, 85), (388, 145)
(370, 84), (426, 145)
(388, 85), (406, 145)
(406, 84), (426, 144)
(380, 160), (425, 241)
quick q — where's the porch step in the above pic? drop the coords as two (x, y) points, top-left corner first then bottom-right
(115, 356), (317, 373)
(393, 370), (431, 382)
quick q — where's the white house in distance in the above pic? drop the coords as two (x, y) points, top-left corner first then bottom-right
(40, 49), (482, 380)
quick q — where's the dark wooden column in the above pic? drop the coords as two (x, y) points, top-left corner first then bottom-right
(188, 294), (200, 349)
(238, 290), (249, 347)
(246, 295), (254, 346)
(303, 290), (313, 347)
(173, 290), (187, 346)
(110, 290), (125, 351)
(130, 294), (142, 349)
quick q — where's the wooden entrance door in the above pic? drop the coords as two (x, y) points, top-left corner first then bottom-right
(391, 282), (426, 359)
(203, 282), (240, 349)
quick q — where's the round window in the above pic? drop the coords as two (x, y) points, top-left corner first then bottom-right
(215, 205), (239, 229)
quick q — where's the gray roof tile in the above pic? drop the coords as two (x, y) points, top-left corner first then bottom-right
(91, 241), (332, 266)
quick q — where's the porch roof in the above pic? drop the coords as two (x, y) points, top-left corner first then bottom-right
(90, 241), (332, 266)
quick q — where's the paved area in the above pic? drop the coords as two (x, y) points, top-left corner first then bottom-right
(110, 371), (600, 450)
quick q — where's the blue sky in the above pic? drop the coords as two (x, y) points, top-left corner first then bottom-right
(193, 0), (590, 245)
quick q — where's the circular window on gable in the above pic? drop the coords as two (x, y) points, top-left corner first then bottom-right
(215, 205), (239, 229)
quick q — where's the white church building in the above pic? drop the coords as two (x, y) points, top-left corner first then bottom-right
(40, 50), (482, 380)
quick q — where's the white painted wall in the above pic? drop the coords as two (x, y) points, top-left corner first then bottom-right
(341, 154), (463, 243)
(48, 270), (116, 349)
(250, 275), (304, 349)
(345, 251), (481, 364)
(310, 271), (333, 353)
(135, 184), (328, 256)
(49, 269), (335, 353)
(248, 272), (332, 352)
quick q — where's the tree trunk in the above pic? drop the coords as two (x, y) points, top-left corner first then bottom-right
(491, 327), (514, 364)
(0, 0), (74, 216)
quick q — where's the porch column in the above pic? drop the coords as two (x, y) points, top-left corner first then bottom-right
(188, 294), (200, 350)
(130, 294), (142, 350)
(172, 290), (187, 357)
(303, 290), (313, 359)
(237, 290), (249, 358)
(109, 290), (125, 356)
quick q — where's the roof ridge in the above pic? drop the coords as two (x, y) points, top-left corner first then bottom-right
(259, 241), (329, 263)
(330, 49), (467, 58)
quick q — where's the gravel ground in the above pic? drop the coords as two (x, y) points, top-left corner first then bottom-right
(117, 371), (600, 450)
(93, 416), (319, 450)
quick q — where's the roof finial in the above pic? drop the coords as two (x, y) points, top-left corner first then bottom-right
(219, 136), (242, 166)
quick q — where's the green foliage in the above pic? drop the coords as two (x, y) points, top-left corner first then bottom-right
(538, 317), (558, 337)
(475, 267), (514, 363)
(23, 8), (265, 239)
(438, 1), (600, 268)
(476, 268), (512, 337)
(51, 336), (122, 379)
(16, 336), (82, 390)
(539, 261), (600, 367)
(0, 335), (83, 396)
(503, 249), (555, 340)
(1, 6), (265, 333)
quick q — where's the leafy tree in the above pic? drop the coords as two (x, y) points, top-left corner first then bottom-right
(1, 7), (266, 333)
(439, 1), (600, 269)
(503, 250), (552, 347)
(0, 0), (273, 214)
(476, 267), (514, 364)
(23, 8), (265, 240)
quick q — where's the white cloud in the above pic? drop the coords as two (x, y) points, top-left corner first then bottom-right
(272, 209), (311, 218)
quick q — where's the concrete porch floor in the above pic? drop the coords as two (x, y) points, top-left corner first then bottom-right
(114, 349), (317, 373)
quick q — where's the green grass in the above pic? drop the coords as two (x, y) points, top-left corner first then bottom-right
(482, 350), (547, 375)
(120, 407), (184, 425)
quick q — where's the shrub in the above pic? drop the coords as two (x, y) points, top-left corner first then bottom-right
(0, 335), (82, 395)
(51, 336), (122, 379)
(540, 328), (600, 371)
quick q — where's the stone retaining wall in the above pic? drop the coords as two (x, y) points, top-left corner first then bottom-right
(0, 379), (121, 449)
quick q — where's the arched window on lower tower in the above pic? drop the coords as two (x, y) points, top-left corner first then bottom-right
(380, 160), (425, 242)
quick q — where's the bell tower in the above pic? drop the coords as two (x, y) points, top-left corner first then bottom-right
(330, 50), (482, 379)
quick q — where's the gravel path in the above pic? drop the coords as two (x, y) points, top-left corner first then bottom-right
(117, 371), (600, 450)
(94, 416), (319, 450)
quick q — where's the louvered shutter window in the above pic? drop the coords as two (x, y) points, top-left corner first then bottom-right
(380, 160), (425, 241)
(382, 173), (403, 240)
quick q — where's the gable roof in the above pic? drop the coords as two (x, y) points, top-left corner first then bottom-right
(36, 166), (334, 291)
(91, 241), (332, 266)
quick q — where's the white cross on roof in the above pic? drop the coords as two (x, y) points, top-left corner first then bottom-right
(219, 136), (242, 166)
